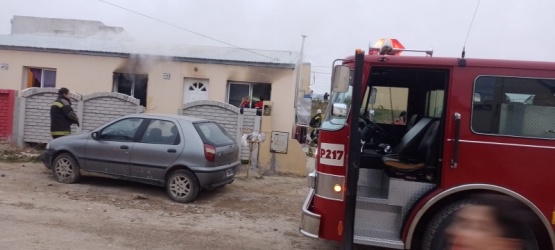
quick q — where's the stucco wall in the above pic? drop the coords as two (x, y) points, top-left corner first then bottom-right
(0, 49), (296, 138)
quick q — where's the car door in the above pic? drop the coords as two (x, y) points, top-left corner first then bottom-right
(129, 119), (184, 181)
(83, 117), (145, 176)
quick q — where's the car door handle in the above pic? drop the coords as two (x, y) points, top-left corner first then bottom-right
(120, 145), (129, 150)
(167, 149), (177, 153)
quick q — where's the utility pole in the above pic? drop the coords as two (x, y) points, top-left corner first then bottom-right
(294, 35), (307, 113)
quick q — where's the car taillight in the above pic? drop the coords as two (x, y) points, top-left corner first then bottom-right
(204, 144), (216, 162)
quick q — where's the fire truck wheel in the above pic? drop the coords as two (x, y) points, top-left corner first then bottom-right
(421, 199), (472, 250)
(422, 198), (540, 250)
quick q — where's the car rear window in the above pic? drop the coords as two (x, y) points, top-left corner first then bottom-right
(194, 122), (235, 146)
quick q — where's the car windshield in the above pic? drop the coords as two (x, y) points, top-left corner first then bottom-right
(194, 122), (234, 146)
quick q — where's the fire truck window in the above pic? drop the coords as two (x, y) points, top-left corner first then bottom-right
(472, 76), (555, 139)
(323, 85), (352, 129)
(368, 87), (409, 125)
(426, 90), (444, 118)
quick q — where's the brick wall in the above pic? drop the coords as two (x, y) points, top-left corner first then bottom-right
(183, 100), (240, 139)
(182, 100), (261, 161)
(21, 88), (81, 144)
(0, 89), (16, 141)
(82, 92), (144, 132)
(18, 88), (144, 144)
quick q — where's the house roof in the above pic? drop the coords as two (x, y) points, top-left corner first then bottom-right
(0, 34), (299, 68)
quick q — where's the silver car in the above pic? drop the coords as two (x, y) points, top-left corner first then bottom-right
(42, 114), (240, 203)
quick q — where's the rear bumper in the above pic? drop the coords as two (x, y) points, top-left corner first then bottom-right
(42, 149), (55, 169)
(194, 161), (240, 189)
(300, 188), (321, 238)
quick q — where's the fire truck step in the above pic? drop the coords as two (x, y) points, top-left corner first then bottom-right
(354, 202), (403, 236)
(353, 229), (404, 249)
(356, 186), (388, 204)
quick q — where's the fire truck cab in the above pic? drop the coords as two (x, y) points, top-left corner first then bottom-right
(300, 40), (555, 249)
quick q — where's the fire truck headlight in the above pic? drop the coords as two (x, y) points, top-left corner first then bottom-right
(334, 184), (342, 193)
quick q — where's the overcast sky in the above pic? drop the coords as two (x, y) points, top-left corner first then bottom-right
(1, 0), (554, 94)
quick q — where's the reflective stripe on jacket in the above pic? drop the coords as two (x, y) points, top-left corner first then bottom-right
(50, 97), (77, 135)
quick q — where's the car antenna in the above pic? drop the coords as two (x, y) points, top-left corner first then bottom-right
(459, 0), (481, 67)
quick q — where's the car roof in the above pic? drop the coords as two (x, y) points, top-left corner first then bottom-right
(125, 113), (209, 123)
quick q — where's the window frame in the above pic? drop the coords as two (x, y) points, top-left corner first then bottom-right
(98, 118), (145, 142)
(226, 81), (272, 108)
(138, 119), (181, 145)
(470, 74), (555, 140)
(193, 121), (235, 147)
(368, 86), (410, 125)
(25, 67), (57, 88)
(112, 72), (148, 107)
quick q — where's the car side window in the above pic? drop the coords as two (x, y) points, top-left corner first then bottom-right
(99, 118), (144, 142)
(140, 119), (181, 145)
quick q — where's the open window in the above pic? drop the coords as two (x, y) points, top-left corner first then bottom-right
(25, 67), (56, 88)
(227, 82), (271, 108)
(113, 73), (148, 107)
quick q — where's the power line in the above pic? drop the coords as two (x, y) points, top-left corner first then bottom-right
(97, 0), (279, 61)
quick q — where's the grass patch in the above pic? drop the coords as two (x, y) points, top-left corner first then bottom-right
(0, 143), (44, 163)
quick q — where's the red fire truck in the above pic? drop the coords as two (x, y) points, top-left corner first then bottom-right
(300, 39), (555, 249)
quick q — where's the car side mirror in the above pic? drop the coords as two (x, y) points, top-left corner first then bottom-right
(91, 132), (99, 140)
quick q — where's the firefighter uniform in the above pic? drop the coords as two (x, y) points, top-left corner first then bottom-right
(50, 97), (79, 138)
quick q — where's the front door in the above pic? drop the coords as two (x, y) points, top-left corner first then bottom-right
(83, 118), (145, 176)
(129, 119), (184, 182)
(184, 78), (209, 103)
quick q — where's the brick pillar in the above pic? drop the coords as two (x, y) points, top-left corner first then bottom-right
(0, 89), (16, 142)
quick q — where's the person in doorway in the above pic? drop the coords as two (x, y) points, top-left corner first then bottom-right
(254, 96), (265, 109)
(445, 193), (529, 250)
(394, 111), (407, 125)
(240, 96), (251, 108)
(309, 109), (323, 145)
(323, 92), (330, 101)
(50, 87), (79, 139)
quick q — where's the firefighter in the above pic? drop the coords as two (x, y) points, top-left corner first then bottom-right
(309, 109), (323, 145)
(50, 88), (79, 139)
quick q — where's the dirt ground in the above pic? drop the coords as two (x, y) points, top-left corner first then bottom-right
(0, 158), (343, 250)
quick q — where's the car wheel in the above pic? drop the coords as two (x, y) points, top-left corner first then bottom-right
(52, 153), (81, 184)
(166, 170), (199, 203)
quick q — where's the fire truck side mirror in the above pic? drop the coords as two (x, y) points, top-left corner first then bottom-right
(332, 65), (351, 93)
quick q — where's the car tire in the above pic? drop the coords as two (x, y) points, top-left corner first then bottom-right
(52, 153), (81, 184)
(166, 170), (199, 203)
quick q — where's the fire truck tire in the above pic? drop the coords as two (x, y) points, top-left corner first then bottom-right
(421, 199), (472, 250)
(422, 198), (541, 250)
